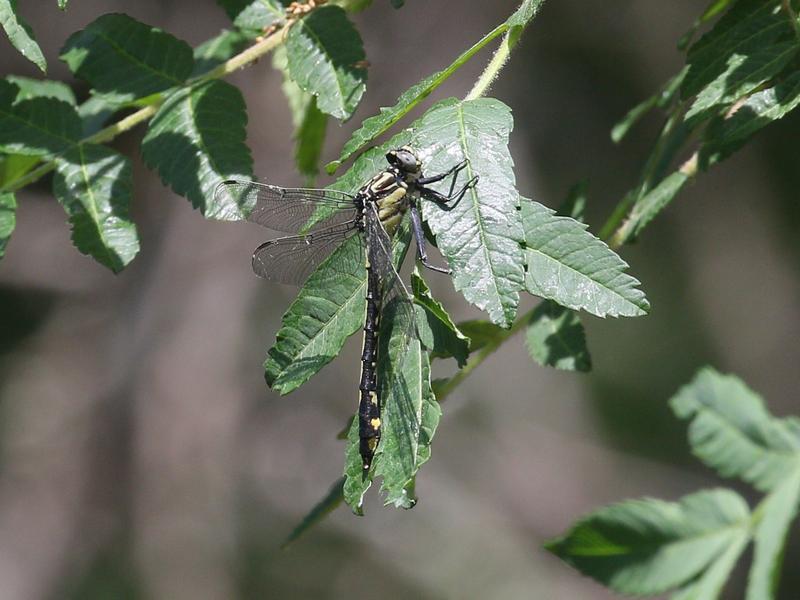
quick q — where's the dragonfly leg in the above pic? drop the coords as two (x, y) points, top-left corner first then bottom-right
(410, 205), (450, 274)
(419, 174), (479, 209)
(417, 159), (468, 187)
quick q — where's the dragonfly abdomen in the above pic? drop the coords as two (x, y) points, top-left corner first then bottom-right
(358, 264), (382, 471)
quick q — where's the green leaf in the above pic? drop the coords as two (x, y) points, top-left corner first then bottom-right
(612, 67), (689, 143)
(225, 0), (285, 31)
(546, 488), (751, 596)
(682, 0), (792, 99)
(141, 80), (254, 220)
(616, 170), (691, 244)
(0, 154), (37, 188)
(285, 5), (367, 120)
(747, 470), (800, 600)
(456, 319), (505, 352)
(0, 80), (82, 156)
(326, 1), (544, 172)
(282, 477), (344, 547)
(414, 98), (525, 328)
(77, 95), (122, 136)
(0, 0), (46, 72)
(557, 180), (588, 221)
(702, 71), (800, 165)
(671, 531), (749, 600)
(192, 28), (250, 77)
(411, 270), (469, 367)
(685, 41), (798, 123)
(274, 46), (329, 181)
(5, 76), (75, 105)
(57, 0), (68, 9)
(265, 234), (367, 394)
(52, 144), (140, 273)
(522, 197), (650, 318)
(670, 368), (800, 492)
(0, 191), (15, 258)
(60, 13), (194, 103)
(526, 300), (591, 372)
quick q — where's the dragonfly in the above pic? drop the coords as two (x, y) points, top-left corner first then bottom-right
(215, 146), (478, 472)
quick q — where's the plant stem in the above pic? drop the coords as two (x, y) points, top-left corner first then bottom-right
(465, 26), (523, 101)
(436, 308), (531, 401)
(1, 28), (287, 194)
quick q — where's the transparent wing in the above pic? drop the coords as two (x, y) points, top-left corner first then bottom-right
(364, 205), (426, 471)
(215, 180), (357, 234)
(252, 219), (361, 286)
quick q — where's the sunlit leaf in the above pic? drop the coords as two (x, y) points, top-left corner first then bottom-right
(60, 13), (194, 103)
(5, 75), (75, 105)
(0, 0), (46, 72)
(141, 80), (254, 220)
(192, 28), (250, 76)
(286, 5), (367, 120)
(522, 197), (649, 318)
(52, 144), (139, 272)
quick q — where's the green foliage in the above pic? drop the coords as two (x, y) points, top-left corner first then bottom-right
(0, 0), (46, 72)
(60, 14), (194, 103)
(141, 80), (254, 220)
(411, 270), (469, 368)
(522, 197), (649, 318)
(53, 145), (139, 272)
(551, 368), (800, 599)
(0, 191), (15, 258)
(285, 6), (367, 120)
(414, 98), (525, 328)
(526, 301), (591, 372)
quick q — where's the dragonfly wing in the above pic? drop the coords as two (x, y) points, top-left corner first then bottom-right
(215, 180), (357, 234)
(252, 219), (361, 286)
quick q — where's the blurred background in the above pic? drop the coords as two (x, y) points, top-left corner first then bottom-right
(1, 1), (799, 598)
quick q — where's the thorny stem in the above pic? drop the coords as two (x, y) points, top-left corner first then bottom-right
(1, 26), (288, 194)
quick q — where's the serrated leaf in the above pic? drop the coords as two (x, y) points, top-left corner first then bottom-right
(702, 71), (800, 165)
(670, 531), (749, 600)
(747, 469), (800, 600)
(192, 28), (250, 77)
(60, 13), (194, 103)
(286, 5), (367, 120)
(546, 488), (751, 596)
(414, 98), (525, 328)
(6, 76), (75, 105)
(685, 41), (798, 123)
(670, 368), (800, 492)
(228, 0), (285, 31)
(282, 477), (344, 547)
(522, 197), (649, 318)
(52, 144), (139, 272)
(682, 0), (791, 99)
(0, 0), (46, 72)
(411, 270), (469, 367)
(141, 80), (254, 220)
(0, 191), (15, 258)
(265, 234), (367, 394)
(526, 300), (591, 372)
(0, 80), (82, 156)
(274, 46), (329, 181)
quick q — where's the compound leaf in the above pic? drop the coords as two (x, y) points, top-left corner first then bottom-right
(546, 488), (751, 596)
(671, 368), (800, 492)
(141, 80), (254, 220)
(0, 80), (81, 156)
(0, 0), (46, 72)
(414, 98), (525, 328)
(286, 5), (367, 120)
(60, 13), (194, 103)
(522, 197), (649, 318)
(52, 144), (139, 272)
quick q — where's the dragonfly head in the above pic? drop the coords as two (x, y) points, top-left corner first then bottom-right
(386, 146), (422, 181)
